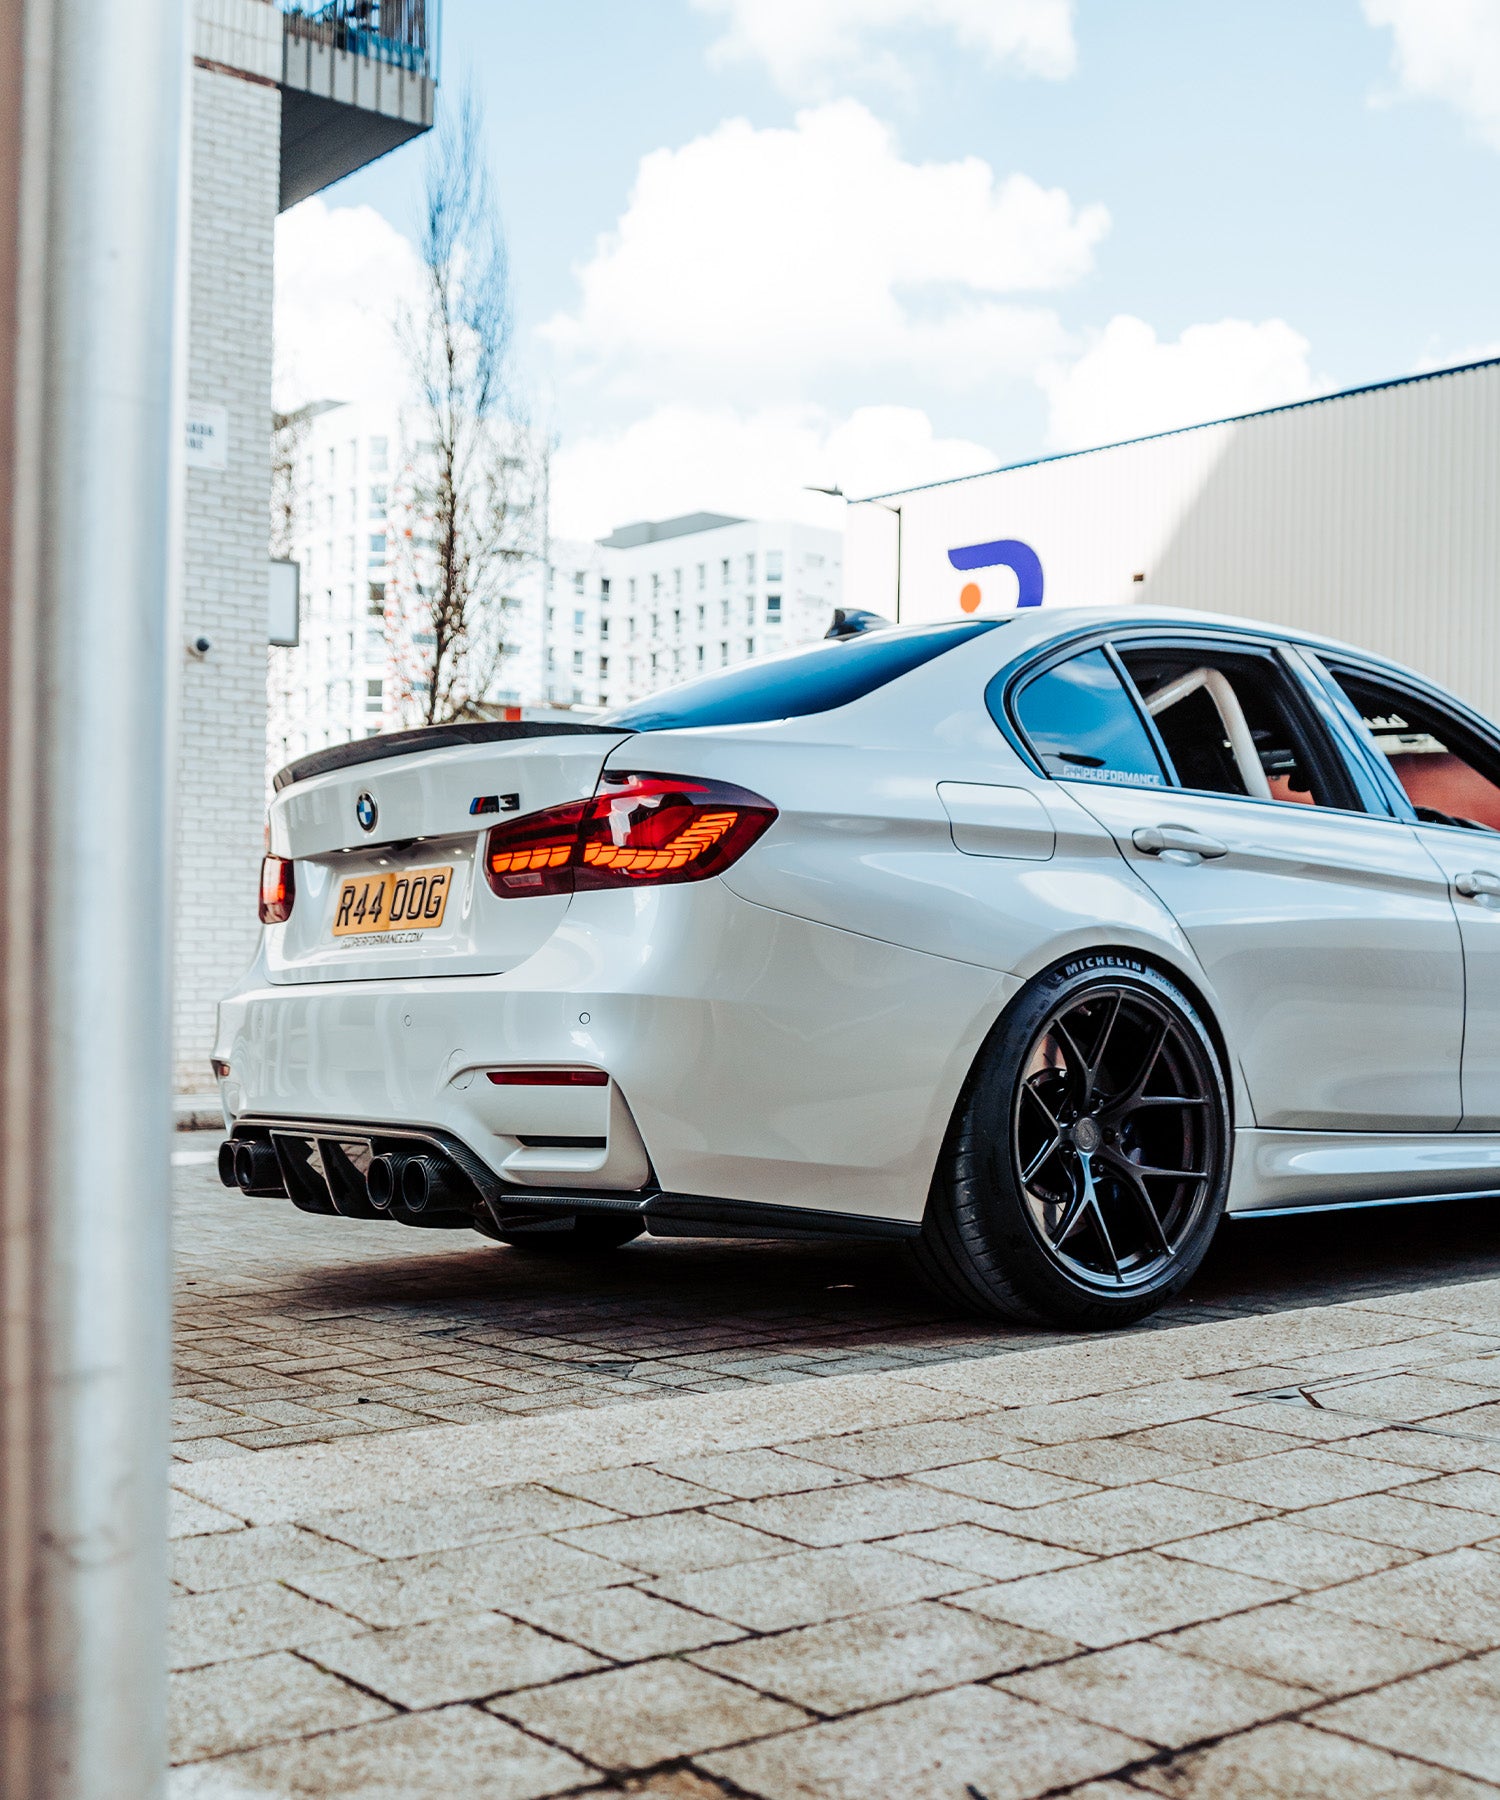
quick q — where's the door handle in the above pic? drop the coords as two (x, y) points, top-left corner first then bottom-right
(1132, 825), (1230, 860)
(1455, 869), (1500, 899)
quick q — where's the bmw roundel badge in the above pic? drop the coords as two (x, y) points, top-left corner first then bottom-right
(355, 791), (378, 833)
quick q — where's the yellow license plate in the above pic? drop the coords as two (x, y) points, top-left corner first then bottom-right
(331, 865), (453, 938)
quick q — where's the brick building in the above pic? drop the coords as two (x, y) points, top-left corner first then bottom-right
(175, 0), (437, 1089)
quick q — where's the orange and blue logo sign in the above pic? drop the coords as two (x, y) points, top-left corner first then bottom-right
(949, 538), (1044, 612)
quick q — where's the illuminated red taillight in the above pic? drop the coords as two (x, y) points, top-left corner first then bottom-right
(483, 773), (776, 899)
(259, 854), (294, 924)
(486, 1069), (609, 1087)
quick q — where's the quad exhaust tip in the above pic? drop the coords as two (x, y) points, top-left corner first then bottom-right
(222, 1139), (284, 1196)
(365, 1150), (467, 1217)
(366, 1153), (402, 1211)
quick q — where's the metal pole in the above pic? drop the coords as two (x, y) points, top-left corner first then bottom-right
(1, 0), (187, 1794)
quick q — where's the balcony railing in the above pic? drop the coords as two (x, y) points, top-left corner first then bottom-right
(281, 0), (439, 78)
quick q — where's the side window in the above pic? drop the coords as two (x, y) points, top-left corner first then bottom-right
(1328, 668), (1500, 834)
(1117, 646), (1351, 809)
(1011, 648), (1167, 787)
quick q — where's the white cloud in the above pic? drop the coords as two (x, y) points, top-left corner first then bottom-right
(273, 197), (427, 412)
(1039, 316), (1317, 451)
(1363, 0), (1500, 149)
(549, 403), (995, 540)
(542, 101), (1104, 401)
(693, 0), (1075, 97)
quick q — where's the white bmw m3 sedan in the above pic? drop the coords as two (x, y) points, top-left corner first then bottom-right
(216, 606), (1500, 1328)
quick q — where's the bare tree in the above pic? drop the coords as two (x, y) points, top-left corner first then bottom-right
(269, 402), (310, 561)
(392, 89), (542, 726)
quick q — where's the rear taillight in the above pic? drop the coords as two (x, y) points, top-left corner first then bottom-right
(484, 772), (776, 899)
(259, 854), (294, 924)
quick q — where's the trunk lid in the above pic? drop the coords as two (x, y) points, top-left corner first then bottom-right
(265, 729), (630, 985)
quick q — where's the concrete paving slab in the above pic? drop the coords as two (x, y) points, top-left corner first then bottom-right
(690, 1599), (1074, 1713)
(167, 1704), (589, 1799)
(702, 1682), (1149, 1800)
(491, 1658), (807, 1769)
(304, 1609), (602, 1708)
(998, 1639), (1312, 1747)
(169, 1650), (392, 1764)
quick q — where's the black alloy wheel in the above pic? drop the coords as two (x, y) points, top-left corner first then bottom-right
(916, 954), (1230, 1328)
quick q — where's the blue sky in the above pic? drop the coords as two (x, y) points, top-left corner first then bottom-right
(281, 0), (1500, 535)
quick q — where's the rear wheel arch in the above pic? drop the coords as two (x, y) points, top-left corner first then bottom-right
(946, 945), (1236, 1154)
(916, 946), (1235, 1328)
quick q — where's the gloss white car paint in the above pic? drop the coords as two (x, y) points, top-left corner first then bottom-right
(217, 606), (1500, 1228)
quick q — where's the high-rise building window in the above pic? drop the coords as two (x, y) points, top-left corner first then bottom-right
(369, 437), (388, 472)
(673, 569), (682, 595)
(367, 582), (385, 616)
(572, 649), (584, 673)
(696, 563), (706, 591)
(719, 640), (729, 664)
(745, 596), (755, 624)
(599, 655), (609, 678)
(766, 594), (782, 621)
(720, 558), (730, 585)
(367, 532), (385, 564)
(573, 571), (585, 595)
(368, 485), (387, 516)
(600, 616), (610, 641)
(651, 614), (659, 638)
(696, 604), (705, 628)
(696, 644), (705, 668)
(573, 609), (585, 632)
(651, 573), (661, 598)
(766, 550), (783, 581)
(628, 577), (637, 601)
(720, 598), (730, 625)
(746, 636), (755, 657)
(746, 553), (756, 583)
(673, 608), (682, 635)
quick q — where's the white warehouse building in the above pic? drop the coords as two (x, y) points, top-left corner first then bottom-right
(847, 356), (1500, 719)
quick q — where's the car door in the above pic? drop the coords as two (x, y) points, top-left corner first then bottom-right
(1315, 657), (1500, 1132)
(1005, 633), (1464, 1133)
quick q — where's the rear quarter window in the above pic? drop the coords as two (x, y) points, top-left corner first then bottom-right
(1007, 647), (1167, 787)
(602, 621), (1002, 731)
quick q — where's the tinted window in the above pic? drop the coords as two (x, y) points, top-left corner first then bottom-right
(1011, 649), (1166, 786)
(1330, 668), (1500, 833)
(602, 621), (1001, 731)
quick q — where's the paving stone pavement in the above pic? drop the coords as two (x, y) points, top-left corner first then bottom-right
(174, 1133), (1500, 1460)
(168, 1141), (1500, 1800)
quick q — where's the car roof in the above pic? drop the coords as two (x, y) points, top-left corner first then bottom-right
(960, 603), (1433, 686)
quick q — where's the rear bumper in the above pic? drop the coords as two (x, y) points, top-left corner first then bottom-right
(215, 882), (1017, 1225)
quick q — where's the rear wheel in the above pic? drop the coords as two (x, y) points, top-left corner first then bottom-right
(916, 955), (1229, 1329)
(492, 1213), (645, 1255)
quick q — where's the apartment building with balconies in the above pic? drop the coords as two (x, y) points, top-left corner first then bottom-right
(176, 1), (438, 1088)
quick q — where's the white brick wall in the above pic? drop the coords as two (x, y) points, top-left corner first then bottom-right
(174, 63), (280, 1090)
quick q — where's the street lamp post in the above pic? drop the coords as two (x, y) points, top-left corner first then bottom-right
(0, 2), (187, 1796)
(804, 485), (905, 622)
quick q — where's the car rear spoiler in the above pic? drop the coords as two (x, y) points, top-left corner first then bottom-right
(272, 720), (628, 793)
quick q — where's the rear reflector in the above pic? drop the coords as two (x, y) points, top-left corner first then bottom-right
(259, 854), (294, 924)
(484, 772), (776, 899)
(486, 1069), (609, 1087)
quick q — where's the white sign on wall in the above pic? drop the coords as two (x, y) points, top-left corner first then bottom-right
(184, 403), (228, 470)
(269, 558), (300, 647)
